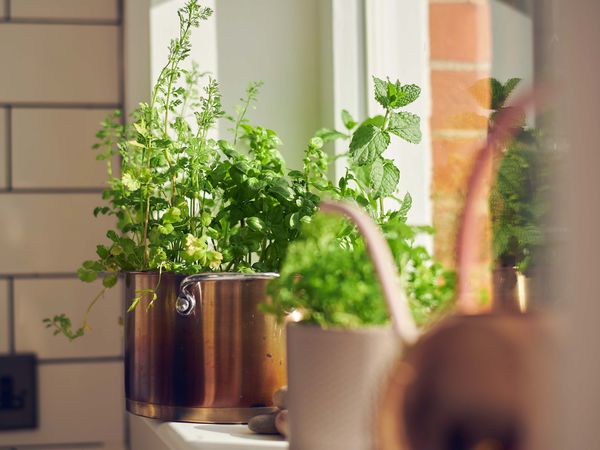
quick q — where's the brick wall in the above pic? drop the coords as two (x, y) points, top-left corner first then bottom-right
(0, 1), (126, 448)
(429, 0), (493, 303)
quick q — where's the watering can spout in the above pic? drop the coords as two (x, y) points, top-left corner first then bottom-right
(319, 200), (419, 345)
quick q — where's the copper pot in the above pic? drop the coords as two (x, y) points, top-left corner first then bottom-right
(124, 272), (286, 423)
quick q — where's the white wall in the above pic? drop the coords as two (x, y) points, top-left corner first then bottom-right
(150, 0), (217, 87)
(491, 1), (534, 112)
(0, 1), (125, 448)
(148, 0), (323, 170)
(148, 0), (432, 214)
(365, 0), (432, 227)
(214, 0), (322, 169)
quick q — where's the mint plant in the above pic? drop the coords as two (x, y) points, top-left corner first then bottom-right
(264, 78), (455, 328)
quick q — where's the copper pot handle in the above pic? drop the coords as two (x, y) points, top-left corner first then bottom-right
(176, 276), (198, 316)
(175, 273), (279, 316)
(320, 200), (419, 345)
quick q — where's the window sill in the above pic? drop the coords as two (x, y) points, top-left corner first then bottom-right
(129, 414), (288, 450)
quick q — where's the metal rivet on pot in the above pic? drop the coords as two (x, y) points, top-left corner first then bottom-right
(176, 295), (195, 316)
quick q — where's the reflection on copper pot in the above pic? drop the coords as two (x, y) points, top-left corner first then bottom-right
(124, 272), (286, 423)
(493, 266), (535, 313)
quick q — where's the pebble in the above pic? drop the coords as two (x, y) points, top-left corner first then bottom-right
(248, 413), (279, 435)
(272, 386), (288, 409)
(275, 409), (289, 437)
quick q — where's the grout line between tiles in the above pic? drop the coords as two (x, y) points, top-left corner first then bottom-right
(117, 0), (125, 115)
(7, 276), (14, 353)
(0, 187), (105, 194)
(0, 102), (121, 110)
(6, 106), (11, 191)
(12, 442), (104, 449)
(117, 4), (129, 447)
(6, 18), (121, 26)
(0, 272), (79, 279)
(38, 356), (123, 365)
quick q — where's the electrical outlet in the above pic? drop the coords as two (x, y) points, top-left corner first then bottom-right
(0, 354), (37, 430)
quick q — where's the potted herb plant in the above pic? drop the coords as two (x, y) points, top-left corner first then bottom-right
(44, 1), (321, 424)
(477, 78), (551, 311)
(263, 79), (455, 449)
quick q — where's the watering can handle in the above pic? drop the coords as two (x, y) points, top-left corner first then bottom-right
(455, 87), (544, 313)
(320, 200), (419, 345)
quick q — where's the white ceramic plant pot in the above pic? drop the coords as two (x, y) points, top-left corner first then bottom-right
(287, 323), (399, 450)
(282, 200), (418, 449)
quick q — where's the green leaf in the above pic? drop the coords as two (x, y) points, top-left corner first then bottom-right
(83, 260), (103, 271)
(269, 181), (295, 202)
(360, 115), (385, 129)
(380, 160), (400, 197)
(368, 158), (384, 192)
(77, 267), (97, 283)
(388, 112), (422, 144)
(122, 173), (141, 191)
(490, 78), (505, 110)
(315, 128), (346, 143)
(162, 207), (181, 223)
(133, 122), (147, 136)
(96, 245), (109, 259)
(102, 274), (118, 288)
(288, 212), (301, 229)
(373, 77), (388, 108)
(349, 125), (390, 165)
(309, 136), (324, 149)
(247, 217), (265, 232)
(389, 83), (421, 108)
(158, 223), (174, 234)
(398, 192), (412, 217)
(341, 109), (357, 130)
(368, 158), (400, 197)
(503, 78), (521, 99)
(218, 139), (237, 158)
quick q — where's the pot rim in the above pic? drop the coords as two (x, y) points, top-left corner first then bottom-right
(287, 321), (394, 336)
(125, 270), (279, 280)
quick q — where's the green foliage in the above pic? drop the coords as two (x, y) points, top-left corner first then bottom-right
(485, 78), (552, 274)
(45, 4), (453, 336)
(45, 1), (321, 338)
(265, 77), (455, 328)
(76, 1), (318, 278)
(264, 214), (455, 328)
(490, 130), (549, 274)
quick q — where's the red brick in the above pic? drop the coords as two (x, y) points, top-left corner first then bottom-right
(430, 2), (492, 62)
(432, 194), (492, 305)
(431, 69), (491, 130)
(432, 136), (488, 194)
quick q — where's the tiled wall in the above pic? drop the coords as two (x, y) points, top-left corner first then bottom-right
(429, 0), (493, 302)
(0, 1), (126, 449)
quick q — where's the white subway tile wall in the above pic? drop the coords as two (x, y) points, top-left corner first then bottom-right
(11, 0), (119, 21)
(0, 362), (124, 446)
(12, 109), (113, 188)
(0, 107), (6, 189)
(0, 24), (120, 104)
(0, 194), (115, 273)
(14, 278), (123, 359)
(0, 1), (126, 448)
(0, 280), (8, 353)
